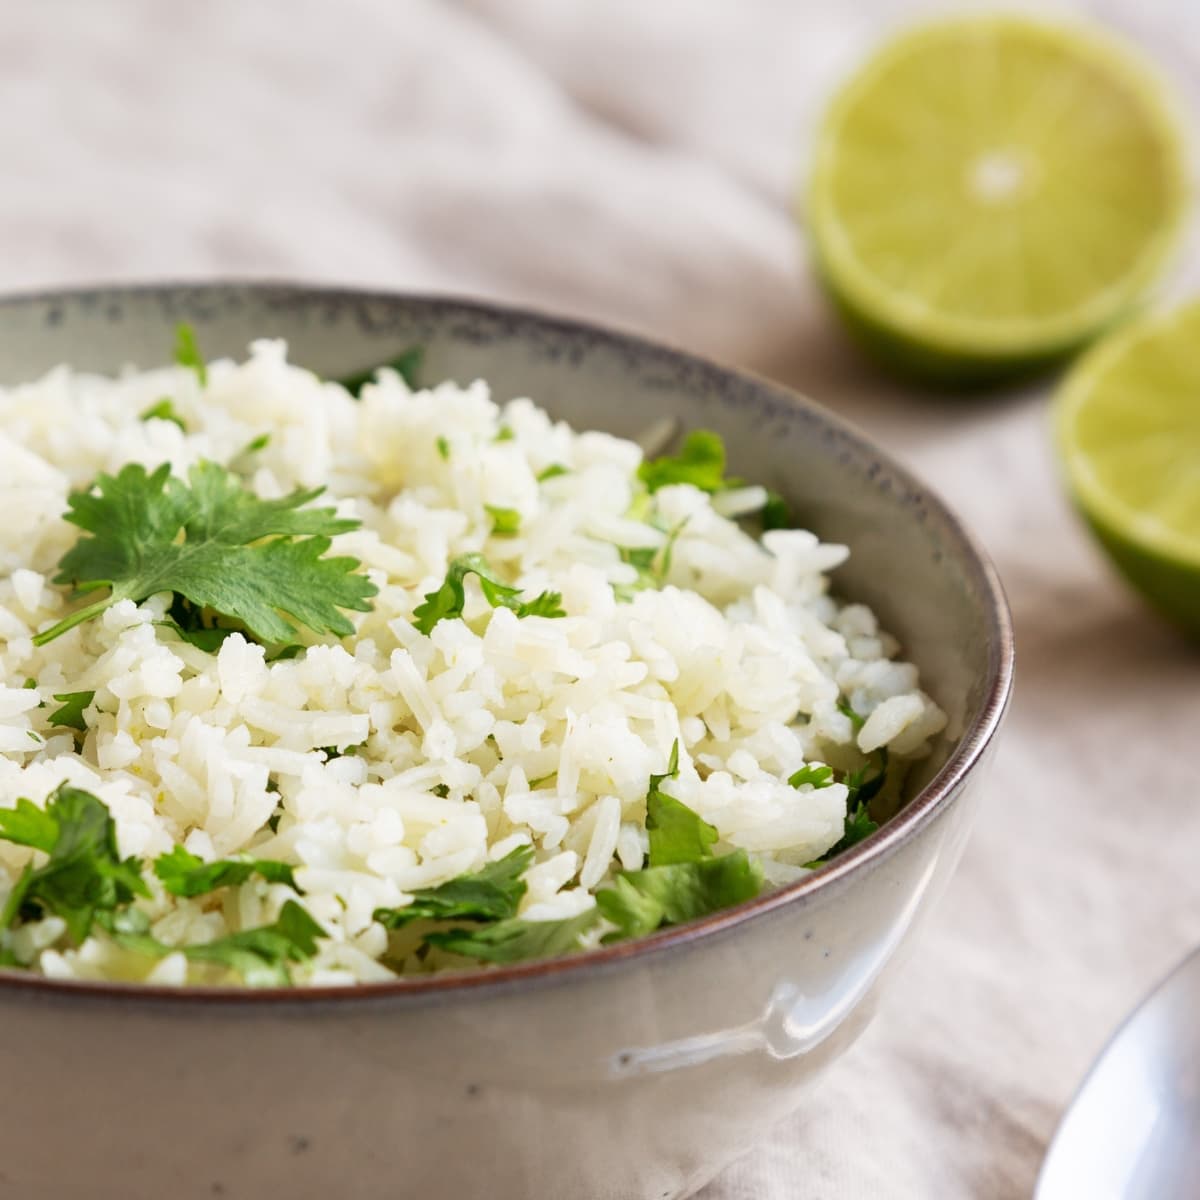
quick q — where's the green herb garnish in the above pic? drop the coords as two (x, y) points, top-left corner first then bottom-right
(423, 910), (597, 964)
(645, 741), (718, 867)
(536, 463), (569, 482)
(153, 845), (301, 898)
(338, 347), (422, 397)
(485, 505), (521, 537)
(804, 748), (888, 867)
(139, 398), (187, 431)
(412, 553), (564, 635)
(837, 698), (866, 731)
(174, 323), (207, 386)
(33, 460), (376, 647)
(762, 489), (791, 530)
(373, 845), (533, 929)
(47, 691), (95, 733)
(593, 746), (762, 942)
(0, 785), (149, 944)
(103, 901), (325, 987)
(639, 430), (737, 494)
(787, 763), (834, 789)
(436, 435), (451, 461)
(596, 852), (762, 942)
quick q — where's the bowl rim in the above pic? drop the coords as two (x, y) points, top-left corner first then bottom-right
(0, 279), (1015, 1007)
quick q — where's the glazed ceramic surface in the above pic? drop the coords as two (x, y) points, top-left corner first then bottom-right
(0, 284), (1013, 1200)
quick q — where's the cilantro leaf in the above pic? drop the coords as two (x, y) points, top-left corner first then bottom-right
(243, 433), (270, 454)
(493, 426), (515, 443)
(47, 691), (95, 733)
(424, 909), (597, 964)
(485, 505), (521, 537)
(788, 763), (834, 789)
(0, 784), (149, 944)
(596, 851), (763, 943)
(412, 553), (564, 635)
(104, 900), (326, 987)
(536, 463), (569, 482)
(178, 900), (325, 986)
(158, 620), (236, 653)
(0, 797), (61, 852)
(638, 431), (738, 494)
(435, 435), (451, 461)
(338, 347), (422, 397)
(139, 398), (187, 431)
(174, 323), (207, 386)
(762, 489), (791, 530)
(837, 698), (866, 732)
(373, 845), (533, 930)
(34, 460), (377, 647)
(645, 741), (719, 867)
(805, 749), (888, 867)
(153, 845), (301, 898)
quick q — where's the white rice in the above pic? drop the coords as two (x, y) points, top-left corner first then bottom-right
(0, 341), (946, 985)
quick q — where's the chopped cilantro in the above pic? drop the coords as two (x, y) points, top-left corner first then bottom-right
(493, 426), (515, 443)
(837, 698), (866, 732)
(22, 678), (37, 690)
(788, 763), (834, 789)
(436, 435), (451, 461)
(805, 748), (888, 867)
(33, 460), (376, 647)
(139, 397), (187, 431)
(243, 433), (270, 454)
(431, 784), (451, 798)
(638, 431), (738, 494)
(645, 741), (719, 867)
(762, 489), (791, 530)
(47, 690), (95, 733)
(373, 845), (532, 930)
(536, 464), (569, 482)
(596, 852), (762, 943)
(412, 553), (564, 635)
(174, 323), (207, 386)
(180, 900), (326, 986)
(485, 505), (521, 537)
(105, 900), (326, 987)
(338, 347), (422, 397)
(424, 910), (596, 964)
(0, 785), (149, 944)
(153, 845), (301, 898)
(158, 619), (236, 653)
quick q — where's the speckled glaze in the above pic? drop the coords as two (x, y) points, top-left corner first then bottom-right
(0, 284), (1013, 1200)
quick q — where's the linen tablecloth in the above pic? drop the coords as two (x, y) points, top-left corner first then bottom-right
(4, 2), (1199, 1195)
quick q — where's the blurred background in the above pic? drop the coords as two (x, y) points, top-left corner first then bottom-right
(6, 1), (1199, 1196)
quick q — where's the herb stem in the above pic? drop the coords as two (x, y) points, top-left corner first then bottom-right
(32, 594), (116, 647)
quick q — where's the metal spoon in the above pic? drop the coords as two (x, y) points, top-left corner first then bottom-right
(1036, 945), (1200, 1199)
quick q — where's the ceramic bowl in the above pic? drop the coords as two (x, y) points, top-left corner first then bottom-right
(0, 284), (1013, 1200)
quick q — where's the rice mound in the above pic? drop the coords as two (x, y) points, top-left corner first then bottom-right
(0, 342), (946, 985)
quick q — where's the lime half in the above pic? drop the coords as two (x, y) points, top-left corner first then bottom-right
(1056, 299), (1200, 636)
(808, 16), (1188, 384)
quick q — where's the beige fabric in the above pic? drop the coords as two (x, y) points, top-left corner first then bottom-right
(4, 1), (1200, 1194)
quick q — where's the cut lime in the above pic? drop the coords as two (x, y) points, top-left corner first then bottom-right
(1056, 299), (1200, 636)
(808, 16), (1188, 385)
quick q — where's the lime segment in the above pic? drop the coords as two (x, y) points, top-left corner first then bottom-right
(808, 17), (1188, 384)
(1056, 300), (1200, 635)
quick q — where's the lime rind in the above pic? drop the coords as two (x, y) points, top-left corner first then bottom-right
(1056, 302), (1200, 572)
(808, 15), (1190, 378)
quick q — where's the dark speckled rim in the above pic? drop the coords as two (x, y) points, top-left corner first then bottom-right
(0, 281), (1014, 1008)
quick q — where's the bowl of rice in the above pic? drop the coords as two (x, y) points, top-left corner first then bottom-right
(0, 284), (1012, 1199)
